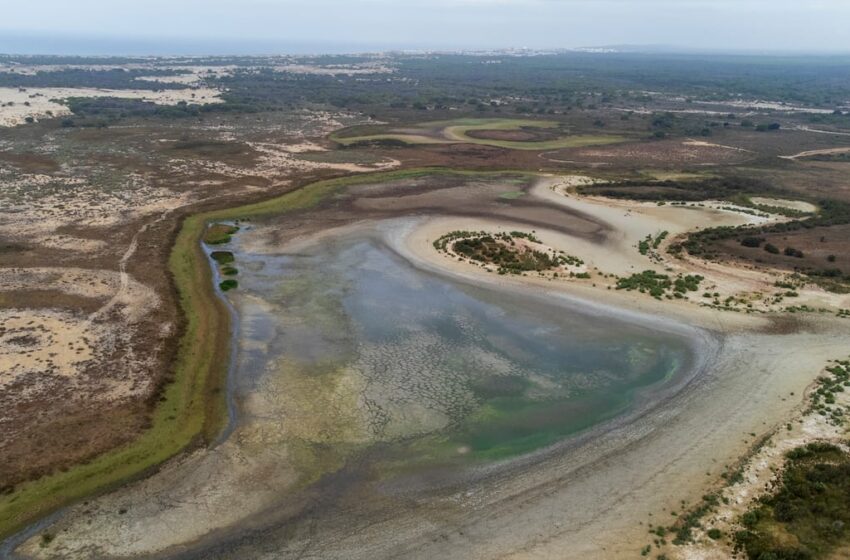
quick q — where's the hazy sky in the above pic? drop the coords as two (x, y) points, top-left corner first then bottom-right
(3, 0), (850, 55)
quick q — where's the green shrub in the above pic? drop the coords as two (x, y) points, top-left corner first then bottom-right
(210, 251), (234, 264)
(741, 236), (764, 248)
(735, 442), (850, 559)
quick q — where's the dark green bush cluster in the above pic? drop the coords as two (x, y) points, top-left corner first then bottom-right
(616, 270), (671, 298)
(210, 251), (234, 264)
(434, 230), (583, 275)
(671, 493), (721, 545)
(452, 235), (556, 273)
(579, 176), (775, 202)
(673, 274), (704, 294)
(639, 237), (651, 255)
(734, 442), (850, 559)
(616, 271), (703, 299)
(509, 231), (541, 243)
(809, 360), (849, 425)
(0, 67), (186, 90)
(433, 230), (484, 251)
(66, 97), (213, 121)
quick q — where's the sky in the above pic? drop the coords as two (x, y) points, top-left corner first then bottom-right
(2, 0), (850, 56)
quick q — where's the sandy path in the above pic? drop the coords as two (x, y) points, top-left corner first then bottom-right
(682, 138), (752, 152)
(82, 209), (173, 329)
(779, 146), (850, 160)
(793, 125), (850, 137)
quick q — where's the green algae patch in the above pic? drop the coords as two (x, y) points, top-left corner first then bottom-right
(210, 251), (234, 265)
(250, 359), (373, 488)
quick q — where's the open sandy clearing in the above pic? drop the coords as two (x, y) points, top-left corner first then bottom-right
(0, 86), (223, 127)
(0, 310), (95, 383)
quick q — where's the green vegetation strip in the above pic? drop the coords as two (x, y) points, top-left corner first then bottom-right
(0, 167), (531, 541)
(0, 205), (232, 539)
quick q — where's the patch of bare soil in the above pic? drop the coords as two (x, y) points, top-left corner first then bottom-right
(0, 278), (162, 488)
(0, 86), (223, 127)
(542, 138), (753, 167)
(714, 224), (850, 277)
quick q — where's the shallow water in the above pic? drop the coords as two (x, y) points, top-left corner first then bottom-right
(6, 223), (698, 559)
(229, 227), (691, 468)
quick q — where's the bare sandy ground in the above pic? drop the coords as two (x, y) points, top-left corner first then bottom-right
(532, 177), (848, 313)
(0, 266), (160, 397)
(698, 99), (841, 114)
(0, 172), (194, 253)
(0, 86), (222, 127)
(13, 175), (849, 559)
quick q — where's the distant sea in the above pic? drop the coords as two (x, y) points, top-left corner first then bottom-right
(0, 31), (409, 57)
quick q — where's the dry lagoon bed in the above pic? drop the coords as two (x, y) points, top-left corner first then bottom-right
(11, 175), (850, 559)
